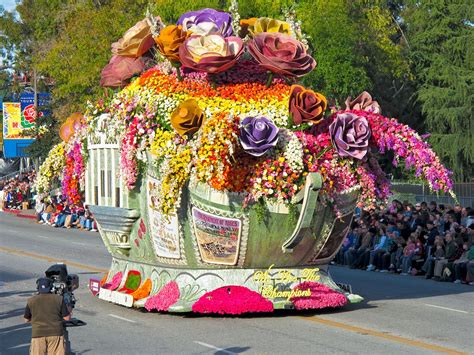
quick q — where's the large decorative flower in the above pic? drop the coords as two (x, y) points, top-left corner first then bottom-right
(345, 91), (381, 114)
(155, 25), (189, 63)
(329, 112), (371, 160)
(179, 34), (244, 73)
(100, 55), (146, 88)
(247, 33), (316, 78)
(170, 99), (205, 137)
(245, 17), (291, 37)
(289, 85), (327, 125)
(60, 113), (84, 142)
(177, 8), (233, 37)
(239, 116), (279, 157)
(111, 18), (156, 58)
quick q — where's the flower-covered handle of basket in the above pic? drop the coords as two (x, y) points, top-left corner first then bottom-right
(282, 172), (322, 253)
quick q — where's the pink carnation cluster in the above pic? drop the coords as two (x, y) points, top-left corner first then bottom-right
(144, 281), (180, 312)
(192, 285), (273, 314)
(290, 282), (347, 310)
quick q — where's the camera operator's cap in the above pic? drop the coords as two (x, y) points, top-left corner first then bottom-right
(37, 277), (52, 293)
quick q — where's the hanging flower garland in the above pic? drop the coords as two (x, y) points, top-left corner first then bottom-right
(35, 142), (66, 194)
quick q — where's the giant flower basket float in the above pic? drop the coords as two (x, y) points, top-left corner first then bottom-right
(55, 7), (454, 314)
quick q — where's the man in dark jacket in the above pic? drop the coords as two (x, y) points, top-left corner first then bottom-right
(433, 232), (458, 280)
(24, 278), (71, 355)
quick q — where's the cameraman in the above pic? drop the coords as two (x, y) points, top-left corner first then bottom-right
(24, 277), (71, 355)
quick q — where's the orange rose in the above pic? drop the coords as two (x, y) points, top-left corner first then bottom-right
(155, 25), (189, 63)
(289, 85), (327, 125)
(170, 99), (205, 137)
(239, 18), (257, 37)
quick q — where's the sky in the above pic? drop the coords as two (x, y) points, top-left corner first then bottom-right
(0, 0), (18, 12)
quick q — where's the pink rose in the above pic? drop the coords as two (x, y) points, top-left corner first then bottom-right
(247, 33), (316, 77)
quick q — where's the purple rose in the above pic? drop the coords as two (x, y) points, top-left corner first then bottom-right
(239, 116), (279, 157)
(329, 112), (371, 160)
(177, 8), (233, 37)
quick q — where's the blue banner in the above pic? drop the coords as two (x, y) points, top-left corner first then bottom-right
(3, 139), (36, 158)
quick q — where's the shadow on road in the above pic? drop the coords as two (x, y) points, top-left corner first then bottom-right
(0, 323), (31, 355)
(329, 265), (474, 303)
(215, 346), (251, 354)
(0, 290), (35, 299)
(0, 308), (26, 321)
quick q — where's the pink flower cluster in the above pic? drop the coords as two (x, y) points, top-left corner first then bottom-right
(192, 285), (273, 314)
(144, 281), (180, 312)
(62, 141), (85, 205)
(360, 111), (454, 193)
(290, 282), (347, 310)
(102, 272), (123, 290)
(114, 96), (160, 190)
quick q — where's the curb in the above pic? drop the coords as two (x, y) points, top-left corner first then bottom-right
(2, 209), (38, 220)
(17, 213), (37, 220)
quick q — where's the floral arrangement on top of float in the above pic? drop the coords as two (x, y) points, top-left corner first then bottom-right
(39, 5), (455, 217)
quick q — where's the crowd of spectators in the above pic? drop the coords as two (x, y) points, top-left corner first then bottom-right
(35, 194), (97, 232)
(0, 170), (97, 232)
(0, 171), (36, 210)
(334, 200), (474, 285)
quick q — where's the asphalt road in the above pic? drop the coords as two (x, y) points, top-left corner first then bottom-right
(1, 212), (473, 354)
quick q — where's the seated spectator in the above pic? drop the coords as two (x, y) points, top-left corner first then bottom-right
(422, 235), (445, 279)
(35, 198), (45, 223)
(453, 242), (472, 284)
(399, 235), (417, 275)
(349, 228), (375, 269)
(433, 232), (458, 280)
(465, 245), (474, 285)
(335, 224), (359, 265)
(366, 226), (391, 271)
(40, 201), (54, 224)
(53, 201), (71, 228)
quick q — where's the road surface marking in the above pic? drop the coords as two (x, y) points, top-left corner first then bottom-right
(424, 303), (469, 314)
(72, 241), (87, 246)
(298, 316), (467, 354)
(7, 343), (30, 349)
(194, 341), (236, 354)
(0, 246), (108, 273)
(37, 235), (49, 240)
(108, 314), (137, 323)
(0, 325), (31, 335)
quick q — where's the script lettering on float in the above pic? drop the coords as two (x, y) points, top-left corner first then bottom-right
(253, 264), (320, 301)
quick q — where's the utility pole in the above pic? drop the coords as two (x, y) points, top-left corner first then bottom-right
(33, 68), (37, 109)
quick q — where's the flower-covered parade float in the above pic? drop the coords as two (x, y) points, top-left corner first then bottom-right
(36, 6), (454, 314)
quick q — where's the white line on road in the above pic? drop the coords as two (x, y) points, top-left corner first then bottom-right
(0, 325), (31, 335)
(72, 241), (87, 246)
(37, 235), (49, 239)
(424, 303), (469, 314)
(7, 343), (30, 349)
(108, 314), (137, 323)
(194, 341), (236, 354)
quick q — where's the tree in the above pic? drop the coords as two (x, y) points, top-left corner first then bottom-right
(403, 0), (474, 181)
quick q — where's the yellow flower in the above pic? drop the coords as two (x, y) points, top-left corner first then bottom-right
(245, 17), (291, 37)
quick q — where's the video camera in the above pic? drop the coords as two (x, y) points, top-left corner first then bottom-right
(44, 263), (79, 309)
